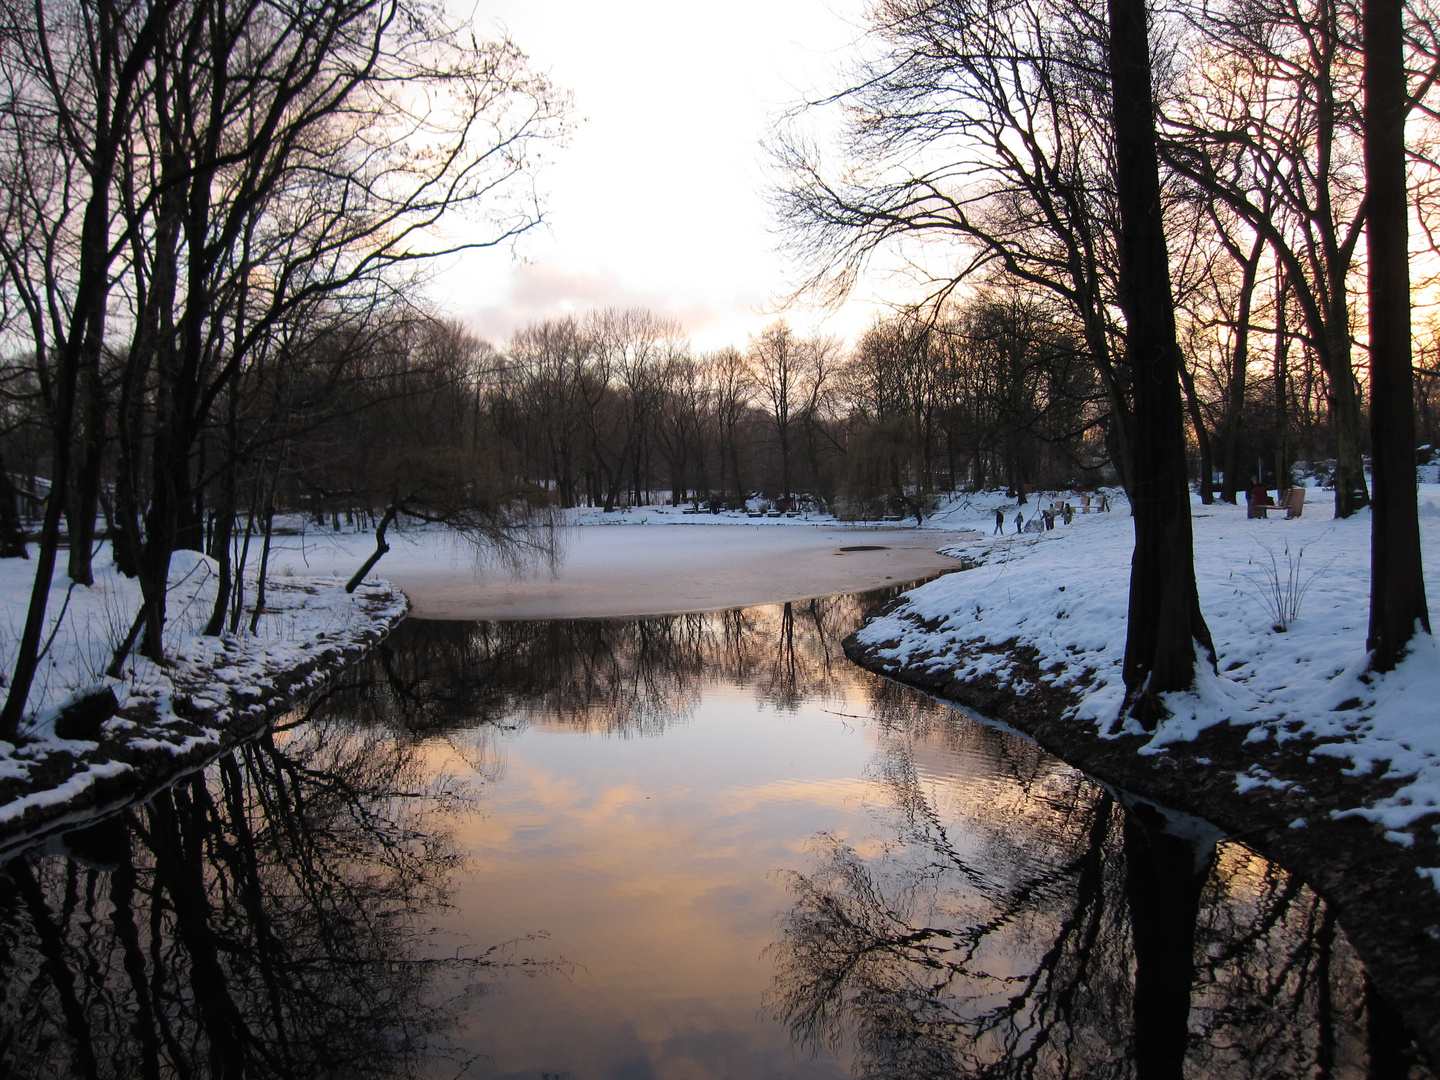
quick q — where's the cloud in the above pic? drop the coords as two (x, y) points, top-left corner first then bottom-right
(457, 261), (736, 349)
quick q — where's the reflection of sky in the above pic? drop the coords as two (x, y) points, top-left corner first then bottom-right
(370, 601), (1382, 1079)
(433, 687), (878, 1078)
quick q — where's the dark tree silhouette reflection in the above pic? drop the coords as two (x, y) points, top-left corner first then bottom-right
(8, 584), (1427, 1078)
(0, 716), (517, 1079)
(314, 582), (925, 738)
(766, 717), (1432, 1079)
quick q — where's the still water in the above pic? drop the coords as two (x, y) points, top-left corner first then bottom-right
(0, 587), (1431, 1078)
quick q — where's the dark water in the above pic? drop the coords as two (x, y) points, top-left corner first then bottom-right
(0, 586), (1432, 1079)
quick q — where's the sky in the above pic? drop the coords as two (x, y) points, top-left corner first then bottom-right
(429, 0), (884, 353)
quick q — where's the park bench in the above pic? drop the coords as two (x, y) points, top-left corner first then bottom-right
(1279, 487), (1305, 519)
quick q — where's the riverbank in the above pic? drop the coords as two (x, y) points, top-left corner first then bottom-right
(0, 553), (407, 858)
(844, 485), (1440, 1065)
(0, 516), (962, 855)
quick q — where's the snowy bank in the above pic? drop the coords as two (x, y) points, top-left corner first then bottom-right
(845, 483), (1440, 1060)
(0, 550), (406, 857)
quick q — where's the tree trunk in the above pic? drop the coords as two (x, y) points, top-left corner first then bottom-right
(111, 340), (151, 579)
(1123, 801), (1212, 1080)
(1108, 0), (1216, 727)
(1274, 272), (1292, 494)
(1330, 362), (1370, 518)
(0, 447), (29, 558)
(1364, 0), (1431, 669)
(1218, 235), (1264, 504)
(66, 349), (107, 586)
(230, 497), (257, 634)
(204, 471), (237, 637)
(346, 505), (399, 593)
(248, 503), (276, 635)
(1177, 361), (1214, 504)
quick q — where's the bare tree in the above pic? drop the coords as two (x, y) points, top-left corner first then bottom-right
(747, 321), (833, 508)
(1162, 0), (1371, 517)
(707, 346), (752, 502)
(0, 0), (179, 737)
(0, 0), (567, 734)
(772, 0), (1139, 493)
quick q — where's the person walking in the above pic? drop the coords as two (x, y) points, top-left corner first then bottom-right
(994, 507), (1005, 535)
(1014, 510), (1024, 534)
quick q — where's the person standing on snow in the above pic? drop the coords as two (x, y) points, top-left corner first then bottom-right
(994, 507), (1005, 535)
(1014, 511), (1024, 534)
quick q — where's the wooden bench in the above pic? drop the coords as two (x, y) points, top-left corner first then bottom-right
(1279, 487), (1305, 519)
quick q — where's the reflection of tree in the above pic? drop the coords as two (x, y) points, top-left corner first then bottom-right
(317, 583), (933, 737)
(1187, 843), (1391, 1079)
(769, 735), (1135, 1079)
(767, 716), (1402, 1079)
(0, 718), (497, 1079)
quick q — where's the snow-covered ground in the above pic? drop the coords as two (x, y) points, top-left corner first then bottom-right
(0, 549), (405, 849)
(856, 483), (1440, 879)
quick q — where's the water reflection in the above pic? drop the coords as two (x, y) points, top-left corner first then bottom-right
(317, 584), (924, 737)
(0, 717), (515, 1079)
(766, 715), (1431, 1079)
(0, 585), (1432, 1079)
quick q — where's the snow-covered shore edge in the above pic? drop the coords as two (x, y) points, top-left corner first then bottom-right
(0, 578), (407, 861)
(844, 491), (1440, 1065)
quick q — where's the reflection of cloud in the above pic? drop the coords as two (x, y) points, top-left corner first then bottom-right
(714, 776), (871, 818)
(461, 262), (729, 348)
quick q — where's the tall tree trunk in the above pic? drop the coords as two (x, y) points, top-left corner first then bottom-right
(248, 502), (276, 636)
(1364, 0), (1430, 669)
(230, 496), (257, 634)
(1274, 271), (1292, 494)
(1218, 234), (1264, 504)
(1, 244), (98, 737)
(66, 350), (107, 586)
(203, 398), (239, 637)
(1108, 0), (1216, 728)
(1330, 359), (1370, 517)
(1177, 361), (1214, 504)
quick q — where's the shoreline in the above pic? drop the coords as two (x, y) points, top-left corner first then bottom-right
(0, 579), (408, 861)
(843, 621), (1440, 1069)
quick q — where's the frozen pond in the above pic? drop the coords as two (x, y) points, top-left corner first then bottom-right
(275, 520), (974, 619)
(0, 586), (1430, 1078)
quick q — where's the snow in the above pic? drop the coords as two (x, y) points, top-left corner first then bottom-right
(855, 483), (1440, 869)
(0, 542), (406, 851)
(2, 484), (1438, 880)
